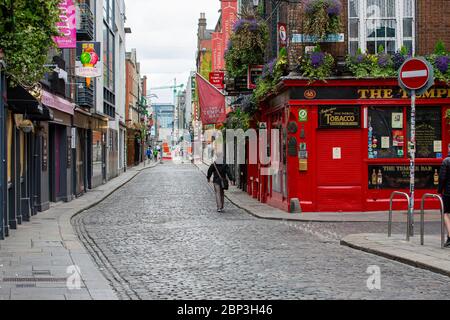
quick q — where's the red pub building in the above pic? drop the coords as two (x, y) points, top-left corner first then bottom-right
(250, 78), (450, 212)
(244, 0), (450, 213)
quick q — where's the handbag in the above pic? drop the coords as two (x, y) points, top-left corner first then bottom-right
(213, 163), (229, 190)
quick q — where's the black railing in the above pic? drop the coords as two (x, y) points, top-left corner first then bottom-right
(77, 3), (94, 41)
(76, 82), (94, 109)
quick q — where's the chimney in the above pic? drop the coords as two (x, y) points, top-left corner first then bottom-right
(198, 12), (207, 40)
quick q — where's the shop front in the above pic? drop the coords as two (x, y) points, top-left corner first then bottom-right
(73, 108), (92, 197)
(91, 115), (108, 188)
(5, 84), (53, 230)
(257, 78), (450, 213)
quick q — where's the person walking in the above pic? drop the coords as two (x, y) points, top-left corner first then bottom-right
(437, 153), (450, 248)
(207, 160), (234, 213)
(146, 147), (152, 163)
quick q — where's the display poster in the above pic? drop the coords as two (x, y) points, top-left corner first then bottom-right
(416, 122), (442, 158)
(75, 42), (102, 78)
(369, 165), (441, 190)
(392, 112), (403, 129)
(381, 137), (390, 149)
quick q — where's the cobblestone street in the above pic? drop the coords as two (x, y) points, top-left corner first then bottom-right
(73, 163), (450, 300)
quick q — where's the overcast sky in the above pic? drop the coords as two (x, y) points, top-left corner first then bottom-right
(124, 0), (220, 104)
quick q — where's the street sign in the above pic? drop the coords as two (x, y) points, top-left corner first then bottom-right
(398, 57), (435, 239)
(399, 58), (432, 91)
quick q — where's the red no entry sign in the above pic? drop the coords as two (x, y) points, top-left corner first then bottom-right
(399, 58), (431, 91)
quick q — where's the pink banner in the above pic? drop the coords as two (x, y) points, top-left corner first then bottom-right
(54, 0), (77, 49)
(196, 73), (226, 125)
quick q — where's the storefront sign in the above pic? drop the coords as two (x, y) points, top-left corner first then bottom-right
(53, 0), (76, 49)
(290, 87), (450, 100)
(75, 42), (102, 78)
(318, 106), (361, 129)
(41, 90), (74, 115)
(291, 33), (345, 43)
(369, 165), (440, 190)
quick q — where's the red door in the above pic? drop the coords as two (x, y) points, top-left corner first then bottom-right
(316, 130), (363, 211)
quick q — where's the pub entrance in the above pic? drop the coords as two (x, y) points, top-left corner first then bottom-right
(316, 129), (363, 211)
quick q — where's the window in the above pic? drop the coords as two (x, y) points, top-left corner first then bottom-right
(348, 0), (415, 55)
(103, 23), (115, 90)
(407, 107), (442, 159)
(103, 0), (114, 28)
(368, 107), (404, 159)
(368, 106), (443, 160)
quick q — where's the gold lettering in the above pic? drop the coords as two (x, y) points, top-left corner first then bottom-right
(420, 89), (435, 99)
(370, 89), (383, 99)
(384, 89), (393, 99)
(358, 89), (370, 99)
(437, 88), (448, 98)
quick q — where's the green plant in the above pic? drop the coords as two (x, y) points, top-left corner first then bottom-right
(254, 48), (289, 102)
(226, 107), (253, 131)
(426, 41), (450, 84)
(298, 46), (335, 82)
(225, 17), (269, 78)
(346, 46), (396, 79)
(0, 0), (61, 86)
(303, 0), (342, 41)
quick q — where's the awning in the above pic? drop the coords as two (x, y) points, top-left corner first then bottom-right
(27, 105), (54, 121)
(6, 84), (44, 116)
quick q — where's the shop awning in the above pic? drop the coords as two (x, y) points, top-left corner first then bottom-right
(6, 84), (44, 116)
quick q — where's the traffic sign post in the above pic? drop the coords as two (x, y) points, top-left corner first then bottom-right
(398, 57), (434, 239)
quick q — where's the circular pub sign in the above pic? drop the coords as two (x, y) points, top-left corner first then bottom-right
(398, 58), (432, 91)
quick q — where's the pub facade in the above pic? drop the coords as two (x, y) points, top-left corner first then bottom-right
(248, 78), (450, 212)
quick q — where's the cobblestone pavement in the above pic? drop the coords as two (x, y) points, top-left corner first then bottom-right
(73, 163), (450, 300)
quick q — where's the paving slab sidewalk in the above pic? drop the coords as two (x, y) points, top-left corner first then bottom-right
(0, 161), (159, 300)
(341, 234), (450, 277)
(195, 162), (441, 223)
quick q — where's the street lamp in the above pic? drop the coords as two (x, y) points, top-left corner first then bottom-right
(253, 0), (259, 8)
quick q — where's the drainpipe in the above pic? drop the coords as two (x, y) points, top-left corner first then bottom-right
(0, 57), (6, 240)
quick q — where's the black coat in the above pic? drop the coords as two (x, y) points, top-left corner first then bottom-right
(207, 163), (234, 185)
(438, 157), (450, 196)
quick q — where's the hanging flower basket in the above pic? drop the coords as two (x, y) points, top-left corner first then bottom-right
(225, 16), (269, 78)
(303, 0), (343, 41)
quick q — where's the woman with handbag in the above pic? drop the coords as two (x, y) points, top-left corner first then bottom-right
(207, 161), (234, 213)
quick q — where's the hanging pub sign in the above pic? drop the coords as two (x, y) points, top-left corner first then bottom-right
(75, 42), (102, 78)
(209, 72), (225, 90)
(318, 106), (361, 129)
(247, 65), (264, 90)
(278, 23), (287, 48)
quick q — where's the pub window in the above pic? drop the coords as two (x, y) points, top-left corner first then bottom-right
(348, 0), (415, 55)
(407, 107), (442, 159)
(368, 106), (404, 159)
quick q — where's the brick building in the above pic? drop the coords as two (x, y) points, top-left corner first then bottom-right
(260, 0), (450, 68)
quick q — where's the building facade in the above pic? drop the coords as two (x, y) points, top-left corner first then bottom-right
(244, 0), (450, 213)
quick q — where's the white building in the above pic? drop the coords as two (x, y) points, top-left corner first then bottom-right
(94, 0), (127, 181)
